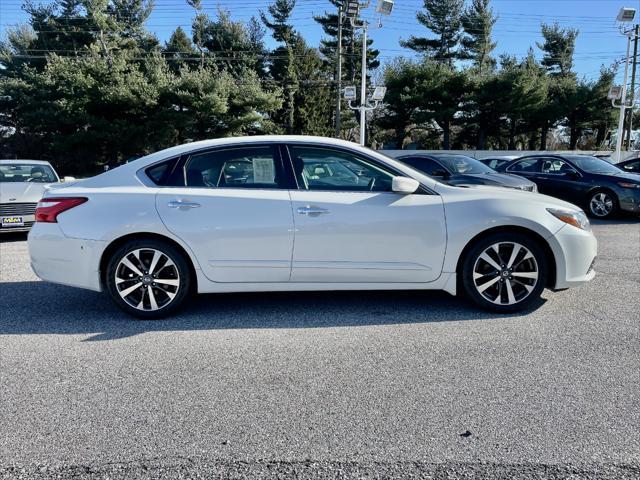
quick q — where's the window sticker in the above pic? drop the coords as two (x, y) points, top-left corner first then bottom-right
(252, 157), (276, 183)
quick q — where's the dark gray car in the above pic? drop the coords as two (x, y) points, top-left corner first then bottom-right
(395, 153), (538, 192)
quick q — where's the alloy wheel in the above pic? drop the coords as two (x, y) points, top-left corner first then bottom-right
(472, 242), (539, 306)
(114, 248), (180, 311)
(589, 192), (614, 217)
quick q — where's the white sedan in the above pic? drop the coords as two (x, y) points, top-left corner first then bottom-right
(0, 160), (61, 233)
(28, 136), (597, 319)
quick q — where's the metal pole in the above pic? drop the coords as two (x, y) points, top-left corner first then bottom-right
(626, 24), (639, 149)
(615, 32), (632, 162)
(359, 22), (367, 146)
(335, 7), (343, 138)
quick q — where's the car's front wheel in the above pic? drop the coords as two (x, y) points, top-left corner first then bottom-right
(105, 239), (191, 319)
(461, 233), (547, 312)
(587, 190), (618, 219)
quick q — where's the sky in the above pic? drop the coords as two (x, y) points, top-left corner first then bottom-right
(1, 0), (639, 84)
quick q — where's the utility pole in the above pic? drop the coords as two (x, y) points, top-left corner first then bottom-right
(613, 8), (637, 163)
(626, 23), (639, 149)
(359, 22), (368, 146)
(335, 4), (343, 138)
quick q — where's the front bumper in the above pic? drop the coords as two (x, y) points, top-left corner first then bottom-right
(0, 214), (35, 233)
(28, 223), (105, 292)
(548, 224), (598, 289)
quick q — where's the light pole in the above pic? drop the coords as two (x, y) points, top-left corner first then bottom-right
(343, 0), (393, 146)
(335, 3), (343, 137)
(613, 7), (637, 162)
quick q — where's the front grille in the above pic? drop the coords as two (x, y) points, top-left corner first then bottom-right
(0, 202), (37, 216)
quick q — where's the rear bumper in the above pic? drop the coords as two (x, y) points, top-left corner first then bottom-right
(28, 223), (105, 292)
(548, 224), (598, 289)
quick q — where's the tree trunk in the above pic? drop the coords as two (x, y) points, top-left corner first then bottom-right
(540, 122), (548, 150)
(477, 128), (486, 150)
(395, 125), (405, 149)
(287, 88), (295, 135)
(527, 131), (537, 150)
(443, 121), (451, 149)
(569, 127), (579, 149)
(595, 124), (606, 147)
(508, 119), (517, 150)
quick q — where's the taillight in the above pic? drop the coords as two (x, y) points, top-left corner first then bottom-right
(35, 197), (87, 223)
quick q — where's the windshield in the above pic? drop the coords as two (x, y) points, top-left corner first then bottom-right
(435, 154), (494, 174)
(564, 155), (622, 174)
(0, 163), (58, 183)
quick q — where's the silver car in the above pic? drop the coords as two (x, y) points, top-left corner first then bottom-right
(0, 160), (61, 233)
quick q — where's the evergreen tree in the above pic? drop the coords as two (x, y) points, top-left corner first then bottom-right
(400, 0), (465, 66)
(377, 59), (421, 148)
(411, 60), (468, 148)
(537, 22), (579, 77)
(460, 0), (497, 73)
(201, 8), (260, 74)
(261, 0), (298, 134)
(164, 26), (196, 70)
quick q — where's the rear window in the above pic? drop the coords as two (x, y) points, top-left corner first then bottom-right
(145, 158), (180, 186)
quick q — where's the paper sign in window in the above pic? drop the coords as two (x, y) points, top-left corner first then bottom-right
(252, 157), (276, 183)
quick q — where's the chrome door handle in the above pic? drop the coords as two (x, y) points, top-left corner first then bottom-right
(297, 206), (329, 216)
(168, 200), (201, 210)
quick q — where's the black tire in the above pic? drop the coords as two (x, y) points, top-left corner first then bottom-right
(461, 232), (548, 313)
(105, 239), (192, 319)
(586, 189), (618, 219)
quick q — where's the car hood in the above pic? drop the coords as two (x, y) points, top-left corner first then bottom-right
(606, 171), (640, 182)
(0, 182), (55, 203)
(449, 172), (535, 188)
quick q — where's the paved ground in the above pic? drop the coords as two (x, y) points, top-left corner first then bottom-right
(0, 220), (639, 479)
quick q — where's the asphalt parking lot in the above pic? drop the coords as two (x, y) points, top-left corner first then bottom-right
(0, 220), (639, 479)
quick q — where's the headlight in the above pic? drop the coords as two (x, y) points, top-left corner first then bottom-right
(617, 182), (640, 190)
(547, 208), (591, 232)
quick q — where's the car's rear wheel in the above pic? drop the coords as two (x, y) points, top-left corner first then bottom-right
(105, 239), (191, 319)
(461, 233), (547, 312)
(587, 190), (618, 219)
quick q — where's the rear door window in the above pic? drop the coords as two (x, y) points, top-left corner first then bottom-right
(185, 146), (283, 189)
(507, 158), (541, 173)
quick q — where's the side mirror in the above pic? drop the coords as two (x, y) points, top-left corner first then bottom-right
(62, 176), (76, 183)
(565, 170), (579, 179)
(431, 169), (449, 178)
(392, 176), (420, 194)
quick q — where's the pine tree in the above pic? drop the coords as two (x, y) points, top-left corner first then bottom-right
(400, 0), (465, 66)
(261, 0), (298, 134)
(537, 22), (579, 77)
(460, 0), (497, 73)
(164, 26), (196, 69)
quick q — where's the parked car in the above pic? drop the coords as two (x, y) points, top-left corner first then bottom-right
(497, 154), (640, 218)
(617, 157), (640, 173)
(28, 136), (597, 319)
(478, 156), (519, 171)
(0, 160), (61, 233)
(394, 153), (537, 192)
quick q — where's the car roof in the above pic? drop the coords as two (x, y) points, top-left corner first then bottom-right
(0, 159), (53, 165)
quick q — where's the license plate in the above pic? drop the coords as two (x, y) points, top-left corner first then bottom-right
(1, 216), (24, 227)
